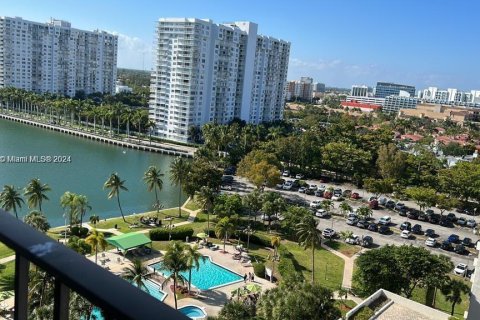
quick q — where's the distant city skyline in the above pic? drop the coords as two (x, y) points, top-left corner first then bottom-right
(2, 0), (479, 89)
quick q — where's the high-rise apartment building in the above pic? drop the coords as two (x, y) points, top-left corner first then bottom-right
(351, 85), (368, 97)
(0, 17), (117, 96)
(286, 77), (313, 101)
(149, 18), (290, 142)
(374, 82), (416, 98)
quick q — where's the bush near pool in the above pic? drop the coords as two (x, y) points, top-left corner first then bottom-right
(149, 226), (194, 241)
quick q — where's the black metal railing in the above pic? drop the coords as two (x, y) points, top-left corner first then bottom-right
(0, 210), (190, 320)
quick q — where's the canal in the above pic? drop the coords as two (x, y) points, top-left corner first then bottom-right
(0, 118), (186, 226)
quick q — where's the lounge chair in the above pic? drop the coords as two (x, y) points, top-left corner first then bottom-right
(232, 254), (241, 260)
(211, 245), (219, 251)
(241, 260), (252, 267)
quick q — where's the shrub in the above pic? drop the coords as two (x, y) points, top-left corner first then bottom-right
(352, 306), (374, 320)
(239, 233), (271, 247)
(70, 226), (89, 238)
(149, 226), (194, 241)
(277, 245), (297, 279)
(253, 262), (266, 278)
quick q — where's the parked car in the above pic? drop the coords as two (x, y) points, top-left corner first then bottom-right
(385, 200), (396, 209)
(298, 187), (306, 193)
(224, 166), (236, 175)
(282, 170), (290, 177)
(395, 203), (406, 211)
(342, 190), (352, 197)
(333, 188), (342, 196)
(378, 197), (387, 206)
(456, 217), (467, 226)
(332, 194), (343, 201)
(368, 223), (378, 232)
(401, 230), (412, 239)
(314, 190), (324, 197)
(345, 235), (360, 245)
(369, 199), (379, 210)
(398, 207), (408, 217)
(425, 229), (436, 237)
(295, 173), (304, 179)
(310, 200), (322, 208)
(308, 184), (318, 191)
(441, 240), (453, 251)
(417, 212), (427, 221)
(379, 225), (391, 234)
(446, 212), (457, 222)
(316, 209), (329, 218)
(276, 179), (285, 189)
(356, 220), (369, 229)
(322, 228), (336, 238)
(378, 216), (391, 225)
(283, 181), (293, 190)
(439, 217), (453, 227)
(454, 244), (466, 255)
(400, 221), (412, 231)
(362, 236), (373, 247)
(323, 191), (333, 199)
(406, 209), (419, 220)
(346, 217), (359, 226)
(462, 237), (473, 247)
(412, 224), (422, 235)
(305, 189), (315, 195)
(317, 185), (326, 192)
(351, 192), (361, 199)
(428, 214), (440, 224)
(448, 234), (460, 243)
(467, 219), (477, 228)
(425, 238), (437, 247)
(454, 263), (468, 276)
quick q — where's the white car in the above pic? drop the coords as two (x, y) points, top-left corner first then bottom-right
(310, 200), (322, 208)
(316, 209), (329, 218)
(345, 235), (360, 245)
(378, 216), (391, 225)
(425, 238), (436, 247)
(467, 219), (477, 228)
(400, 230), (411, 239)
(308, 184), (317, 191)
(454, 263), (468, 276)
(322, 228), (336, 238)
(317, 185), (326, 192)
(282, 170), (290, 177)
(282, 181), (293, 190)
(332, 194), (342, 201)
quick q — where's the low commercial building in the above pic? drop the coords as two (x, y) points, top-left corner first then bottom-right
(383, 96), (419, 113)
(399, 103), (480, 125)
(341, 101), (382, 112)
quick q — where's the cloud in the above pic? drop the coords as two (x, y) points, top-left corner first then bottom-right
(109, 32), (153, 70)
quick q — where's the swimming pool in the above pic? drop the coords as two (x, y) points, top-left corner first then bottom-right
(150, 256), (243, 290)
(178, 305), (207, 319)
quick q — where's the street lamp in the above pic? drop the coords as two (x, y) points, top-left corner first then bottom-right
(244, 225), (253, 251)
(164, 217), (174, 241)
(62, 212), (67, 243)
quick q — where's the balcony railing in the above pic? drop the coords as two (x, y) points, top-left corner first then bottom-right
(0, 210), (189, 320)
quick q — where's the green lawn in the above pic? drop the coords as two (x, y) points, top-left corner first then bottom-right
(335, 300), (357, 318)
(0, 243), (14, 259)
(184, 197), (201, 211)
(284, 242), (344, 290)
(410, 278), (471, 319)
(92, 209), (189, 233)
(323, 240), (362, 257)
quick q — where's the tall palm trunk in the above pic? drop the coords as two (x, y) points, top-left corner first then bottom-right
(312, 240), (315, 283)
(117, 193), (126, 223)
(154, 185), (159, 213)
(173, 276), (178, 309)
(178, 183), (182, 218)
(95, 244), (98, 264)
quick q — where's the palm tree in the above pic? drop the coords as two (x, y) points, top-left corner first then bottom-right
(89, 214), (100, 226)
(143, 166), (164, 212)
(441, 278), (470, 316)
(122, 259), (148, 291)
(271, 236), (281, 283)
(339, 230), (354, 241)
(104, 173), (128, 223)
(169, 157), (190, 218)
(196, 186), (217, 237)
(215, 217), (235, 252)
(339, 202), (352, 217)
(0, 185), (24, 218)
(321, 200), (334, 214)
(23, 211), (50, 233)
(60, 191), (78, 228)
(184, 245), (202, 294)
(85, 229), (107, 265)
(160, 241), (188, 309)
(296, 216), (322, 283)
(74, 194), (91, 227)
(24, 178), (50, 212)
(356, 206), (373, 221)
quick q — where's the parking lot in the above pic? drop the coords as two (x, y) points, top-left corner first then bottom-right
(226, 175), (479, 271)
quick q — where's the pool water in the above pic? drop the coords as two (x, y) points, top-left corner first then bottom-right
(179, 305), (207, 319)
(151, 256), (243, 290)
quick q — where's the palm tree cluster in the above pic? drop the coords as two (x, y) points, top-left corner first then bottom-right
(60, 191), (92, 228)
(159, 241), (202, 309)
(0, 87), (153, 139)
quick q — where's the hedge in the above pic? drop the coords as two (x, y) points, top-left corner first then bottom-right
(239, 233), (272, 248)
(70, 226), (89, 238)
(277, 245), (297, 279)
(253, 262), (266, 278)
(149, 226), (194, 241)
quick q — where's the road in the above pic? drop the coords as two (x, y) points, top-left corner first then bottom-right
(227, 175), (479, 270)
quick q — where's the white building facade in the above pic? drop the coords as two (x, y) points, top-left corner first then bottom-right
(0, 17), (117, 96)
(149, 18), (290, 142)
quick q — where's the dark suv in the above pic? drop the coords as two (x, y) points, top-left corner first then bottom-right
(400, 221), (412, 231)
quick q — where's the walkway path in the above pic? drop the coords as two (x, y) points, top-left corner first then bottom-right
(320, 243), (360, 290)
(0, 255), (15, 265)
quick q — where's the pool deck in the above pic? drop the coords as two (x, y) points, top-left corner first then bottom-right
(148, 243), (276, 317)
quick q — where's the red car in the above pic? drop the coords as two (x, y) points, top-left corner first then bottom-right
(351, 192), (361, 199)
(369, 199), (379, 209)
(323, 191), (333, 199)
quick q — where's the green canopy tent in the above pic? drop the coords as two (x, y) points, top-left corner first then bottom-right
(106, 232), (152, 254)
